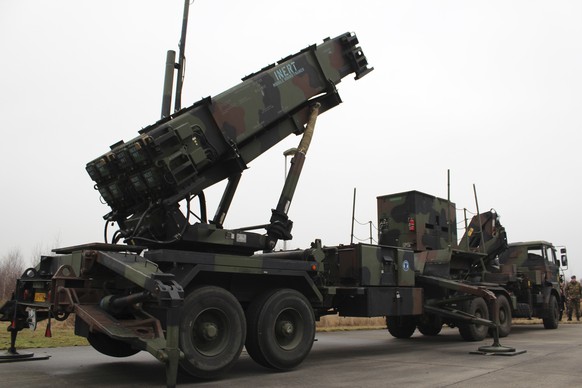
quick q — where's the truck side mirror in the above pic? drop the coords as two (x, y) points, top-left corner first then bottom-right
(560, 248), (568, 267)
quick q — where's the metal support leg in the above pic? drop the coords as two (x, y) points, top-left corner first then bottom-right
(0, 326), (36, 361)
(164, 306), (182, 388)
(474, 298), (526, 356)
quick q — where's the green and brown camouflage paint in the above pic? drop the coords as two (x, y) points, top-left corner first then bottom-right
(86, 33), (372, 245)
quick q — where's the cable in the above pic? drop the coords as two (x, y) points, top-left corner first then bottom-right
(112, 230), (122, 245)
(127, 196), (192, 246)
(104, 219), (109, 244)
(353, 218), (378, 230)
(352, 234), (377, 244)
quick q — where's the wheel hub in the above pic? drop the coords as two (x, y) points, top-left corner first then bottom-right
(202, 322), (219, 341)
(191, 308), (230, 357)
(278, 320), (295, 337)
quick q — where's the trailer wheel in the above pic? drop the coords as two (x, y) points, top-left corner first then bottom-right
(489, 295), (512, 338)
(179, 286), (246, 379)
(458, 297), (489, 341)
(386, 316), (416, 338)
(87, 331), (140, 358)
(543, 294), (559, 330)
(245, 288), (315, 370)
(417, 314), (442, 336)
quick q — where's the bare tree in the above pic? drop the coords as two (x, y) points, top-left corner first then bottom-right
(0, 249), (25, 302)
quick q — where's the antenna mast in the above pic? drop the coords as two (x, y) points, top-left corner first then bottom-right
(161, 0), (192, 118)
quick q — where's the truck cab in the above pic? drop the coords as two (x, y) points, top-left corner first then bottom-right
(493, 241), (566, 326)
(498, 241), (564, 284)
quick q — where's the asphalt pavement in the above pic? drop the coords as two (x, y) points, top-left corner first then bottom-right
(1, 323), (580, 387)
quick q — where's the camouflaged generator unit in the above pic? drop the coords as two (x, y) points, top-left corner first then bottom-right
(378, 190), (457, 251)
(376, 190), (566, 341)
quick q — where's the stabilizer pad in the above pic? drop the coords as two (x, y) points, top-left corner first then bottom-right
(0, 350), (50, 362)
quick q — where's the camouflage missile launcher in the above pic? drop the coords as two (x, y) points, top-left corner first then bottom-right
(0, 32), (374, 388)
(86, 32), (372, 253)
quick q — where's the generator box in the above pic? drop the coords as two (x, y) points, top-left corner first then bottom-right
(377, 190), (457, 251)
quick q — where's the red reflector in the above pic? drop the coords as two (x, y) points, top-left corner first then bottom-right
(311, 264), (317, 271)
(45, 322), (52, 338)
(408, 218), (416, 231)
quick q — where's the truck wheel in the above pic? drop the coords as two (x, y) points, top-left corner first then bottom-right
(179, 286), (246, 379)
(244, 291), (272, 368)
(458, 297), (489, 341)
(386, 316), (416, 338)
(417, 314), (442, 336)
(87, 332), (140, 357)
(543, 294), (560, 329)
(245, 288), (315, 370)
(490, 295), (512, 338)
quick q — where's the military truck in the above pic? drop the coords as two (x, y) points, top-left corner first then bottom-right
(483, 240), (567, 329)
(377, 190), (567, 339)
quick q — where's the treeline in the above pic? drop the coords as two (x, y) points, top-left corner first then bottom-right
(0, 241), (57, 302)
(0, 250), (27, 302)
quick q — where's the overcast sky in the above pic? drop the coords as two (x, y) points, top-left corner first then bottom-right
(1, 1), (581, 277)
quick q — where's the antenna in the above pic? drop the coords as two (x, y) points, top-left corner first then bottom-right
(160, 0), (192, 118)
(447, 169), (452, 249)
(351, 188), (356, 244)
(174, 0), (191, 112)
(473, 184), (485, 253)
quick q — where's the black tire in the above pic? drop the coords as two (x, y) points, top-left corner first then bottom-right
(458, 297), (489, 341)
(245, 289), (315, 370)
(417, 314), (442, 336)
(490, 295), (512, 338)
(179, 286), (246, 379)
(386, 316), (416, 339)
(87, 332), (140, 358)
(244, 291), (272, 368)
(543, 294), (560, 330)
